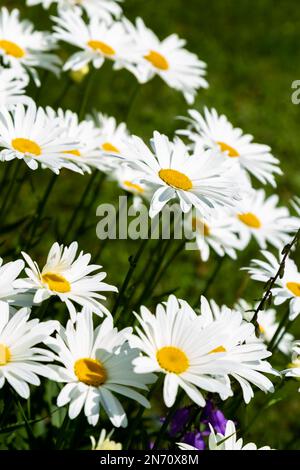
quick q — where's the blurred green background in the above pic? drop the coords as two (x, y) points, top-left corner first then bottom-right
(1, 0), (300, 449)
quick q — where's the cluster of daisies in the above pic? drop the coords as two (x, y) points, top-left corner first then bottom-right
(0, 240), (279, 442)
(0, 0), (299, 452)
(0, 4), (207, 103)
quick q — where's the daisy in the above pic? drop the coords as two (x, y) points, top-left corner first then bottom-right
(236, 299), (294, 355)
(15, 241), (118, 321)
(232, 189), (299, 250)
(52, 10), (139, 74)
(123, 131), (242, 219)
(112, 164), (152, 209)
(199, 296), (277, 404)
(27, 0), (123, 23)
(178, 421), (272, 450)
(0, 304), (57, 398)
(177, 107), (282, 186)
(0, 68), (32, 108)
(185, 208), (243, 261)
(46, 310), (155, 426)
(284, 341), (300, 386)
(130, 295), (233, 408)
(95, 113), (131, 158)
(0, 7), (60, 86)
(0, 103), (84, 174)
(123, 18), (208, 103)
(245, 250), (300, 320)
(0, 258), (26, 308)
(208, 421), (271, 450)
(46, 107), (104, 174)
(90, 429), (122, 450)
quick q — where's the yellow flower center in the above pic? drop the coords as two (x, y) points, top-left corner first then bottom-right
(156, 346), (189, 374)
(209, 345), (227, 354)
(286, 282), (300, 297)
(63, 149), (81, 156)
(144, 50), (169, 70)
(74, 358), (107, 386)
(258, 324), (265, 334)
(123, 180), (144, 194)
(94, 440), (122, 451)
(101, 142), (120, 153)
(87, 40), (115, 56)
(192, 217), (210, 236)
(0, 39), (25, 58)
(159, 169), (192, 191)
(0, 343), (11, 366)
(12, 138), (41, 156)
(41, 272), (71, 293)
(238, 212), (261, 229)
(217, 141), (240, 157)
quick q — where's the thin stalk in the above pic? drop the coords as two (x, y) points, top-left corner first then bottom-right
(24, 173), (57, 250)
(78, 71), (95, 120)
(193, 256), (225, 308)
(0, 161), (21, 221)
(268, 306), (291, 352)
(61, 171), (97, 241)
(125, 377), (162, 449)
(153, 390), (185, 450)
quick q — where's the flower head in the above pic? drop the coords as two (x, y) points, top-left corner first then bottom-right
(0, 7), (60, 85)
(124, 131), (242, 218)
(177, 107), (281, 186)
(46, 311), (155, 426)
(0, 304), (57, 398)
(16, 242), (118, 321)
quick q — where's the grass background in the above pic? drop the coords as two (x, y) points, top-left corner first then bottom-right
(0, 0), (300, 449)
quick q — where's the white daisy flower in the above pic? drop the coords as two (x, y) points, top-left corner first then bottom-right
(15, 241), (118, 321)
(283, 341), (300, 386)
(0, 68), (32, 108)
(232, 189), (299, 250)
(123, 131), (242, 219)
(177, 107), (282, 186)
(0, 304), (57, 398)
(0, 103), (82, 174)
(236, 299), (294, 356)
(112, 164), (152, 209)
(130, 295), (233, 408)
(46, 107), (104, 174)
(185, 208), (243, 262)
(27, 0), (123, 23)
(199, 296), (277, 404)
(208, 420), (271, 450)
(0, 258), (25, 306)
(123, 18), (208, 104)
(245, 250), (300, 320)
(0, 7), (61, 85)
(46, 310), (155, 427)
(95, 113), (131, 156)
(90, 429), (122, 450)
(124, 18), (208, 103)
(177, 421), (272, 450)
(52, 10), (139, 74)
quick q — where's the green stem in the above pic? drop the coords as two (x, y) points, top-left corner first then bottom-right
(78, 71), (95, 120)
(55, 411), (70, 450)
(0, 161), (21, 221)
(193, 256), (225, 307)
(268, 306), (290, 352)
(125, 377), (162, 449)
(24, 173), (57, 250)
(61, 171), (98, 242)
(153, 390), (185, 450)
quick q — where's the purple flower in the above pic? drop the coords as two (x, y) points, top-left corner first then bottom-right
(183, 431), (205, 450)
(169, 407), (191, 437)
(201, 400), (227, 435)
